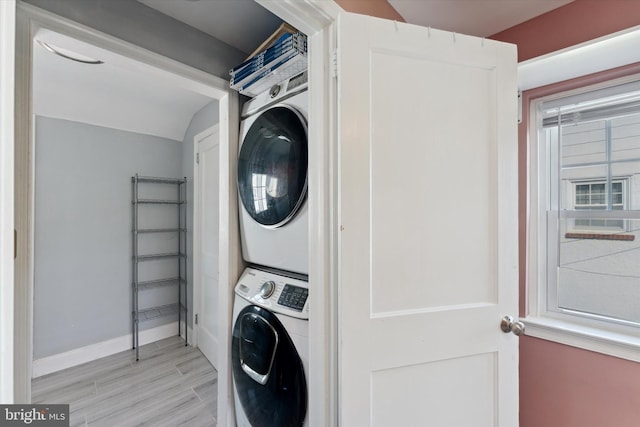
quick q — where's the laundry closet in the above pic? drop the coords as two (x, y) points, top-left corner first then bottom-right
(228, 27), (311, 427)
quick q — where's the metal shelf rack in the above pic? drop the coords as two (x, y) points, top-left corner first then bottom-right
(131, 174), (187, 361)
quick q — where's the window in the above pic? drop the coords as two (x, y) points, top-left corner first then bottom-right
(572, 179), (626, 230)
(528, 76), (640, 360)
(574, 181), (623, 210)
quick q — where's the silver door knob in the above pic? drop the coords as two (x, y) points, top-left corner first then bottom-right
(500, 315), (525, 336)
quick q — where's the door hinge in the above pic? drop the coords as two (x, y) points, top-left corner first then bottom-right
(517, 90), (522, 124)
(331, 49), (338, 78)
(195, 314), (198, 325)
(196, 152), (199, 164)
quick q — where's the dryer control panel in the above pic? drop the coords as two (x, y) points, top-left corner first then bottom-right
(235, 267), (309, 320)
(241, 71), (308, 119)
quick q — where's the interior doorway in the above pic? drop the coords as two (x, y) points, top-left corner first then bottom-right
(15, 2), (234, 404)
(30, 28), (220, 371)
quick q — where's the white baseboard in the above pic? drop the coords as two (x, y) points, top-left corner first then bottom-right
(32, 321), (191, 378)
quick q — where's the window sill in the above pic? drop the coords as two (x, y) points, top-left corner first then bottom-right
(565, 232), (635, 241)
(524, 316), (640, 362)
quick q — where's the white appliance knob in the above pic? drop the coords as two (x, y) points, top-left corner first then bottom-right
(260, 281), (276, 299)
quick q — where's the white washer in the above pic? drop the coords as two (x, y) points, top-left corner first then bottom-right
(232, 267), (309, 427)
(237, 71), (308, 275)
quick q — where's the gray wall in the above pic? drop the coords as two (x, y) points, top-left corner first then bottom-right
(182, 100), (220, 325)
(23, 0), (246, 80)
(34, 117), (183, 358)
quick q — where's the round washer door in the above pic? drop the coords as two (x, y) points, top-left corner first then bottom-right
(238, 105), (308, 228)
(232, 305), (307, 427)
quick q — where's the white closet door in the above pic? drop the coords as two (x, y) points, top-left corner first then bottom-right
(196, 125), (220, 368)
(337, 12), (519, 426)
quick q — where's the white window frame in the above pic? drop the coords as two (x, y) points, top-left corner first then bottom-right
(526, 74), (640, 363)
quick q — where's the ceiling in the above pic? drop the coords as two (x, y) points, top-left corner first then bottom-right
(33, 29), (216, 141)
(34, 0), (576, 141)
(139, 0), (576, 44)
(389, 0), (575, 37)
(138, 0), (283, 55)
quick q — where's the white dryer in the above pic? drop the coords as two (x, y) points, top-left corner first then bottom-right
(237, 71), (308, 275)
(232, 267), (309, 427)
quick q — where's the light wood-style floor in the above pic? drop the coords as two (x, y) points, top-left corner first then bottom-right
(31, 336), (218, 427)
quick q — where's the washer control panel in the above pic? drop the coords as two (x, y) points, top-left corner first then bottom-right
(260, 281), (276, 299)
(278, 284), (308, 311)
(235, 267), (309, 319)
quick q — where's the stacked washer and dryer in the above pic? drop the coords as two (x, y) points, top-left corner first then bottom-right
(231, 69), (310, 427)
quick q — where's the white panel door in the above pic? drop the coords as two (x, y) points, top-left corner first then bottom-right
(337, 12), (519, 426)
(196, 125), (220, 368)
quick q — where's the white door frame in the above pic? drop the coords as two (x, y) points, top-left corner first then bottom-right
(192, 123), (219, 351)
(0, 0), (16, 404)
(13, 1), (340, 425)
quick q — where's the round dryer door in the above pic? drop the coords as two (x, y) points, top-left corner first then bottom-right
(238, 105), (308, 228)
(232, 305), (307, 427)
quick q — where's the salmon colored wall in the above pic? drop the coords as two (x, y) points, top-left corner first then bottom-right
(334, 0), (405, 22)
(521, 336), (640, 427)
(491, 0), (640, 62)
(491, 1), (640, 426)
